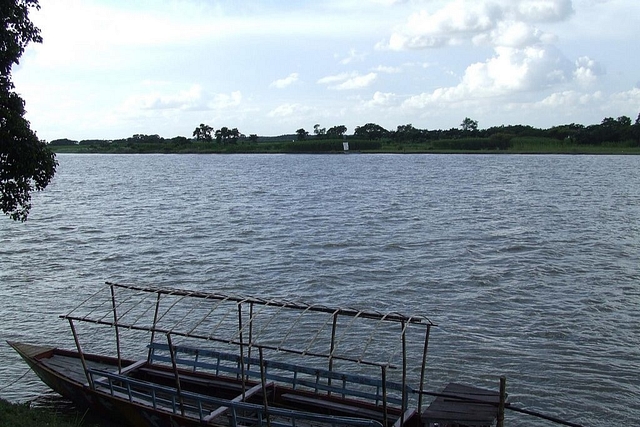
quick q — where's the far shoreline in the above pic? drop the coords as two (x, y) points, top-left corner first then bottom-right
(48, 135), (640, 156)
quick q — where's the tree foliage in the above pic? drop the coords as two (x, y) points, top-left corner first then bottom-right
(192, 123), (213, 141)
(296, 128), (308, 141)
(313, 124), (326, 138)
(392, 124), (423, 142)
(633, 114), (640, 144)
(354, 123), (388, 140)
(1, 0), (57, 221)
(460, 117), (478, 132)
(215, 126), (242, 144)
(326, 125), (347, 138)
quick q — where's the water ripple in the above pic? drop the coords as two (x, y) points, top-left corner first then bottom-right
(1, 154), (639, 426)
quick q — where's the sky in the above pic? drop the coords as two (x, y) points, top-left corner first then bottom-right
(12, 0), (640, 141)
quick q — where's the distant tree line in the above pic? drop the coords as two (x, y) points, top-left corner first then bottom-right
(348, 115), (640, 147)
(48, 134), (190, 146)
(192, 123), (250, 144)
(49, 114), (640, 151)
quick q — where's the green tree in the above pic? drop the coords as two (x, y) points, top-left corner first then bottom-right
(215, 126), (229, 143)
(326, 125), (347, 138)
(193, 123), (213, 141)
(228, 127), (241, 143)
(599, 116), (631, 142)
(128, 134), (163, 143)
(214, 126), (242, 144)
(460, 117), (478, 132)
(168, 136), (189, 146)
(354, 123), (388, 140)
(1, 0), (57, 221)
(313, 124), (326, 138)
(296, 128), (308, 141)
(393, 124), (423, 142)
(617, 115), (632, 127)
(633, 113), (640, 145)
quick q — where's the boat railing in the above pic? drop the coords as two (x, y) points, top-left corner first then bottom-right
(148, 342), (410, 408)
(87, 367), (385, 427)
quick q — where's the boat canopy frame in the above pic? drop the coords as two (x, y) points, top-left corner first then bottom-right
(60, 282), (436, 413)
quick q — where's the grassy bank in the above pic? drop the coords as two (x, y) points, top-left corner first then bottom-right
(49, 136), (640, 155)
(0, 398), (105, 427)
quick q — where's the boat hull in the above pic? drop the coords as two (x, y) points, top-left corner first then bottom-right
(8, 341), (213, 427)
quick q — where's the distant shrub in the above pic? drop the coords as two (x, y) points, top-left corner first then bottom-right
(49, 138), (78, 146)
(433, 137), (511, 150)
(348, 140), (382, 151)
(285, 140), (343, 152)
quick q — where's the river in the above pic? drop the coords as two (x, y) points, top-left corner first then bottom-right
(1, 153), (639, 426)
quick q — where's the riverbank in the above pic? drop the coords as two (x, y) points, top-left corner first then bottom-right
(49, 136), (640, 155)
(0, 398), (107, 427)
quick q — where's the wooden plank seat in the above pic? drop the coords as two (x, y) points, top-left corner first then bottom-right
(118, 359), (147, 375)
(137, 365), (247, 393)
(280, 393), (385, 421)
(203, 382), (273, 422)
(147, 343), (408, 407)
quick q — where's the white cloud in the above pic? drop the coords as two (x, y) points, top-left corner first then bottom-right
(513, 0), (574, 22)
(338, 73), (378, 90)
(381, 0), (574, 50)
(267, 103), (312, 118)
(30, 1), (215, 69)
(318, 72), (377, 90)
(211, 91), (243, 109)
(317, 73), (352, 85)
(373, 65), (403, 73)
(270, 73), (299, 89)
(367, 91), (397, 107)
(606, 87), (640, 113)
(121, 85), (206, 112)
(121, 86), (242, 114)
(536, 90), (603, 108)
(479, 21), (548, 48)
(573, 57), (604, 86)
(339, 49), (368, 64)
(403, 45), (573, 108)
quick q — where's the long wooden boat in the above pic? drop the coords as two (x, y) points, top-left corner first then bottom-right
(9, 282), (436, 427)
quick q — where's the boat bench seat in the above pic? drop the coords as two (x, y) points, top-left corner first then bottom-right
(137, 366), (246, 393)
(203, 381), (273, 422)
(280, 393), (385, 421)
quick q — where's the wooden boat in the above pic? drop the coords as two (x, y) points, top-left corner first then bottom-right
(9, 282), (436, 427)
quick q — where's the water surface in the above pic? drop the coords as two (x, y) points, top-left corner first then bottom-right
(1, 153), (638, 426)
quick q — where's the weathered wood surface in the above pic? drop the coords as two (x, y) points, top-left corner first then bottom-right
(422, 383), (502, 427)
(281, 393), (385, 420)
(7, 342), (54, 359)
(41, 354), (115, 383)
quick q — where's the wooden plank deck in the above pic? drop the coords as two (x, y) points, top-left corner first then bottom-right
(41, 354), (117, 383)
(422, 383), (502, 427)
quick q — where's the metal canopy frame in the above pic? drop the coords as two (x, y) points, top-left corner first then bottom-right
(61, 282), (436, 415)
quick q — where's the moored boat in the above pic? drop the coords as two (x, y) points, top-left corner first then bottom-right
(9, 282), (435, 427)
